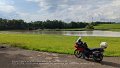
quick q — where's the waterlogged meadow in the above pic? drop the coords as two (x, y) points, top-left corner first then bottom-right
(0, 33), (120, 56)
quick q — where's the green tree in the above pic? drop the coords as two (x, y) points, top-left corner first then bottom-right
(86, 24), (94, 29)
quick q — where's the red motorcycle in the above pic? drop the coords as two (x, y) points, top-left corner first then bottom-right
(74, 42), (106, 62)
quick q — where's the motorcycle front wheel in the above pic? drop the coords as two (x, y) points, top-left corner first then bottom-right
(74, 49), (82, 58)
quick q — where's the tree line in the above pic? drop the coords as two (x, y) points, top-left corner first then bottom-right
(0, 18), (117, 30)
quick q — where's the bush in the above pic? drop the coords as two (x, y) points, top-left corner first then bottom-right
(86, 24), (94, 29)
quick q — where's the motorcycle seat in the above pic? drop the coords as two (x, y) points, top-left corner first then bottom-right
(89, 48), (103, 51)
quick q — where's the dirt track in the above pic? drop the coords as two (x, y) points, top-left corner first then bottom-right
(0, 45), (120, 68)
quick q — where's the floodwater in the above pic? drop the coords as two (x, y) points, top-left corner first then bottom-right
(0, 30), (120, 37)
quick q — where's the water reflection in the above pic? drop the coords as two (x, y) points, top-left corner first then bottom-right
(0, 30), (120, 37)
(63, 31), (120, 37)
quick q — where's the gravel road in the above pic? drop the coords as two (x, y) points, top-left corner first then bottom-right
(0, 45), (120, 68)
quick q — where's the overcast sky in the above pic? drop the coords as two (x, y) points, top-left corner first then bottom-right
(0, 0), (120, 22)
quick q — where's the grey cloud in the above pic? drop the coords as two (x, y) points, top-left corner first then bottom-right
(4, 0), (120, 22)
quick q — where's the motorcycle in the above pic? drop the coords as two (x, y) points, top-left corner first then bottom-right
(74, 42), (108, 62)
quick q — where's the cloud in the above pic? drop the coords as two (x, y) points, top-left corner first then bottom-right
(1, 0), (120, 22)
(89, 0), (120, 22)
(26, 0), (120, 22)
(0, 0), (15, 13)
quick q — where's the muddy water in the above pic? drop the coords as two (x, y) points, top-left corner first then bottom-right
(0, 30), (120, 37)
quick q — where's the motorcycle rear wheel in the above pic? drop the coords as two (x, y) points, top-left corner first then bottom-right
(93, 53), (103, 62)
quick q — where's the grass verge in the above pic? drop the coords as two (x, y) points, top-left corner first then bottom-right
(0, 33), (120, 56)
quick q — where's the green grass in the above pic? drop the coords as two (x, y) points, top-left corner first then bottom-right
(0, 33), (120, 56)
(94, 24), (120, 31)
